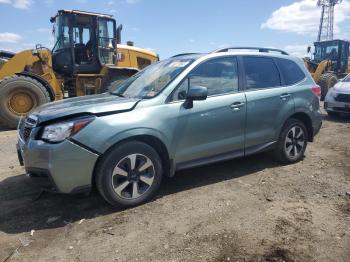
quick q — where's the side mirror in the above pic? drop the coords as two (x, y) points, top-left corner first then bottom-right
(307, 46), (311, 53)
(116, 24), (123, 44)
(183, 85), (208, 109)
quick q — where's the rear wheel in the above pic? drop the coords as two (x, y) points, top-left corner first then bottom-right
(273, 119), (308, 164)
(95, 141), (163, 207)
(318, 73), (338, 101)
(0, 75), (50, 128)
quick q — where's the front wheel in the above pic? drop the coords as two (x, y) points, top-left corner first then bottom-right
(95, 141), (163, 207)
(273, 119), (308, 164)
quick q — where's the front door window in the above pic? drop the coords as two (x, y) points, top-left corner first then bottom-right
(172, 56), (239, 101)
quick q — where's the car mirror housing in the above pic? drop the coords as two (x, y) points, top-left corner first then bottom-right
(183, 85), (208, 109)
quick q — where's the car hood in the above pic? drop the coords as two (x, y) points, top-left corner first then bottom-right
(333, 81), (350, 94)
(31, 93), (140, 123)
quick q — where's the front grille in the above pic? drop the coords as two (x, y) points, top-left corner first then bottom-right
(19, 115), (38, 142)
(335, 93), (350, 103)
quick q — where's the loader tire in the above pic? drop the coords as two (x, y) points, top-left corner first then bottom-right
(102, 75), (129, 93)
(0, 75), (50, 129)
(318, 73), (338, 101)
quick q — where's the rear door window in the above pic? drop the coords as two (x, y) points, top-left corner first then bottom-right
(243, 57), (281, 89)
(276, 58), (305, 86)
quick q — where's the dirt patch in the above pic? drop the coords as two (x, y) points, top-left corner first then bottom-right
(263, 247), (294, 262)
(0, 111), (349, 261)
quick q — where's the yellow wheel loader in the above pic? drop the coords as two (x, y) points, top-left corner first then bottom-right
(304, 39), (350, 100)
(0, 10), (158, 128)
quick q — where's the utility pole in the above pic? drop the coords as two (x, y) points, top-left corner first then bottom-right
(317, 0), (342, 42)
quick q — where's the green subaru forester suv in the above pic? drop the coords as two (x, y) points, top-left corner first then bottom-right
(17, 47), (322, 207)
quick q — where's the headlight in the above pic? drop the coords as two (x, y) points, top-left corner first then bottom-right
(41, 116), (95, 143)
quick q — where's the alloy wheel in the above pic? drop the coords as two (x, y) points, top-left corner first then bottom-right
(284, 126), (305, 160)
(112, 154), (155, 199)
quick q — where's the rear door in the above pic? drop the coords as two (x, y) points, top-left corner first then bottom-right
(241, 56), (295, 153)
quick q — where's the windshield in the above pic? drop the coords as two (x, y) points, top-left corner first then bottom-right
(111, 58), (194, 98)
(52, 15), (70, 52)
(314, 43), (339, 62)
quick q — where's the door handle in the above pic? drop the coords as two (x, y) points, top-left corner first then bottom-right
(280, 93), (291, 101)
(230, 102), (245, 111)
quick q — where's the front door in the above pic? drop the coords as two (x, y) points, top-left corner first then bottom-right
(169, 56), (247, 166)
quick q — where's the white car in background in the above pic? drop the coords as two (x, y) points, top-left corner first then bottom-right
(325, 74), (350, 116)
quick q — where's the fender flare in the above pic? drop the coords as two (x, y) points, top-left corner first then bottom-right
(16, 71), (55, 101)
(90, 128), (173, 182)
(101, 127), (171, 155)
(280, 109), (315, 142)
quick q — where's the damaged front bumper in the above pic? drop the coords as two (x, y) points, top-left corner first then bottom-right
(17, 132), (99, 194)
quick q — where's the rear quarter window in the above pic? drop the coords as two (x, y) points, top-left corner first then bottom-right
(276, 58), (305, 86)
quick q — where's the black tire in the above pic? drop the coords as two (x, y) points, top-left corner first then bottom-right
(273, 119), (308, 164)
(318, 73), (338, 101)
(0, 75), (50, 128)
(102, 75), (129, 93)
(95, 141), (163, 207)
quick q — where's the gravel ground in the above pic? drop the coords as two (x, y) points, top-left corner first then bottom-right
(0, 112), (349, 262)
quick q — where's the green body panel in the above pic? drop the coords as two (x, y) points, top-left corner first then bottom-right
(244, 86), (295, 147)
(74, 91), (247, 164)
(18, 52), (322, 193)
(21, 137), (98, 193)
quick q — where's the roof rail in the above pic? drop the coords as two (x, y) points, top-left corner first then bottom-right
(211, 47), (289, 55)
(171, 53), (201, 58)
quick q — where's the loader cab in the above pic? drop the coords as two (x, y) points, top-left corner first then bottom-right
(51, 10), (117, 76)
(313, 39), (349, 73)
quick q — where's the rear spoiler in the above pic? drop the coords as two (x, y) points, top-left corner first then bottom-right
(0, 50), (15, 59)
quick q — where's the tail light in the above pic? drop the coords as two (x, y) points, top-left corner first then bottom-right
(311, 85), (321, 97)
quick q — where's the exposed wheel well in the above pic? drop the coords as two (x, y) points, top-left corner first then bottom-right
(288, 113), (314, 142)
(92, 135), (171, 189)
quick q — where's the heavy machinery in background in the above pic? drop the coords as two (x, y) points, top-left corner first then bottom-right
(304, 0), (350, 100)
(304, 39), (350, 100)
(0, 10), (158, 128)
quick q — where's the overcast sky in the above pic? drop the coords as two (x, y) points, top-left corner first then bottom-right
(0, 0), (349, 58)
